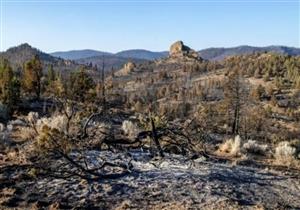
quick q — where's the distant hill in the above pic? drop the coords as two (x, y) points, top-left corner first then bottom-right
(76, 55), (148, 71)
(51, 49), (168, 61)
(115, 50), (168, 60)
(51, 45), (300, 62)
(50, 49), (166, 70)
(3, 43), (300, 73)
(51, 49), (112, 60)
(0, 43), (60, 67)
(0, 43), (86, 73)
(198, 45), (300, 60)
(0, 44), (150, 73)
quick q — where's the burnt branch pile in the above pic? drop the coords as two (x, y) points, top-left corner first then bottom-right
(21, 100), (209, 182)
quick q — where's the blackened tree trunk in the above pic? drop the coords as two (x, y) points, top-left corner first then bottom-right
(101, 58), (106, 110)
(150, 117), (165, 157)
(224, 68), (248, 135)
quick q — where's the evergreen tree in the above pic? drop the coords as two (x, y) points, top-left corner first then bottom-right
(70, 67), (95, 101)
(251, 84), (265, 101)
(47, 64), (56, 84)
(23, 55), (43, 99)
(0, 59), (20, 116)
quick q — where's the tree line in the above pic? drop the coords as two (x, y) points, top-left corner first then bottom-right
(0, 55), (98, 122)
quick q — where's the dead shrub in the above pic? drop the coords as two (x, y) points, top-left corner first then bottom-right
(242, 140), (268, 156)
(24, 112), (72, 156)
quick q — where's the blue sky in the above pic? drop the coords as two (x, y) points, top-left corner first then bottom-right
(1, 0), (299, 52)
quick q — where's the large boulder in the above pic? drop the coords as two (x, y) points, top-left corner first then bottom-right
(169, 41), (199, 59)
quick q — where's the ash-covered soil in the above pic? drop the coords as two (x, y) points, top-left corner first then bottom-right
(1, 150), (300, 209)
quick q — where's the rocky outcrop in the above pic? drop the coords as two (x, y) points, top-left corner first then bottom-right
(169, 41), (199, 59)
(115, 61), (136, 76)
(124, 61), (136, 73)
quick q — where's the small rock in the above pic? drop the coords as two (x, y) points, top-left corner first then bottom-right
(9, 119), (26, 126)
(6, 124), (13, 132)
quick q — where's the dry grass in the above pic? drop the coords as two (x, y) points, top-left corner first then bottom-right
(16, 126), (35, 142)
(36, 115), (67, 133)
(274, 141), (299, 166)
(218, 135), (241, 157)
(275, 141), (296, 159)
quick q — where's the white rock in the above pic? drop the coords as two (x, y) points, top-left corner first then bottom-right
(0, 123), (4, 132)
